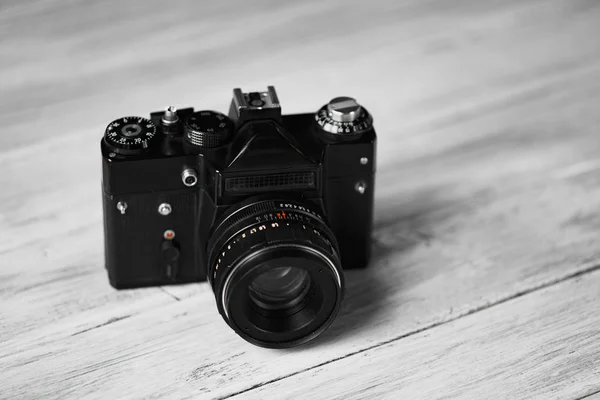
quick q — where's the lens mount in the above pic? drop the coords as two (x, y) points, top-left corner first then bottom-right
(208, 197), (344, 348)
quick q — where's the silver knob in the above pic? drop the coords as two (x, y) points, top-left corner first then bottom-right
(116, 201), (128, 215)
(182, 168), (198, 187)
(158, 203), (172, 216)
(162, 106), (179, 125)
(326, 97), (362, 123)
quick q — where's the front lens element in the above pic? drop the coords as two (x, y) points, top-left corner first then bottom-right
(249, 266), (311, 312)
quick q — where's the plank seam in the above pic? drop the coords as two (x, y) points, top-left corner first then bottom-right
(575, 388), (600, 400)
(70, 315), (131, 337)
(159, 287), (181, 302)
(220, 261), (600, 399)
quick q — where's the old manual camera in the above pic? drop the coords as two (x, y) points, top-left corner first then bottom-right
(100, 86), (377, 348)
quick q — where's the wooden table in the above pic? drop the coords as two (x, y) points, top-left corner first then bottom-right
(2, 0), (600, 398)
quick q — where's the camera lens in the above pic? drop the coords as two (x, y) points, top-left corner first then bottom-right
(208, 197), (344, 348)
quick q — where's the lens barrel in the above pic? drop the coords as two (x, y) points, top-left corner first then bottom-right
(208, 198), (344, 348)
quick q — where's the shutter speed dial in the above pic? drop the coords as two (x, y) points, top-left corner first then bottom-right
(327, 97), (362, 123)
(315, 96), (373, 140)
(184, 110), (234, 148)
(104, 117), (157, 155)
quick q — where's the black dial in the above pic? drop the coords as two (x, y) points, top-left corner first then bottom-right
(184, 110), (233, 148)
(315, 97), (373, 141)
(103, 116), (157, 155)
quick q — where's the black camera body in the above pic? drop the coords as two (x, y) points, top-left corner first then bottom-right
(101, 86), (376, 347)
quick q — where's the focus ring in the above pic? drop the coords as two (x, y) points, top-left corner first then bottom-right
(207, 200), (278, 254)
(210, 217), (337, 286)
(207, 199), (338, 287)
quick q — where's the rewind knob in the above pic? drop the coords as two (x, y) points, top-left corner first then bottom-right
(103, 116), (157, 155)
(315, 96), (373, 141)
(184, 110), (234, 148)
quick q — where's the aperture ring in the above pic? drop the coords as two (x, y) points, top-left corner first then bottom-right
(207, 199), (337, 287)
(207, 198), (325, 257)
(210, 214), (337, 289)
(207, 200), (279, 254)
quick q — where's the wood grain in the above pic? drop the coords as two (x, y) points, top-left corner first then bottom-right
(235, 269), (600, 400)
(2, 0), (600, 398)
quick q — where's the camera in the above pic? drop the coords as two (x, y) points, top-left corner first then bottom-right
(100, 86), (377, 348)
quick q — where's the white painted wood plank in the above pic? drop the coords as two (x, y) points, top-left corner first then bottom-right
(2, 0), (600, 398)
(235, 269), (600, 400)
